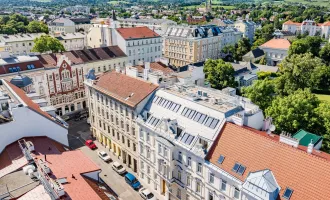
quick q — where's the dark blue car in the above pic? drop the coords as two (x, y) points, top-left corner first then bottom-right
(125, 173), (141, 190)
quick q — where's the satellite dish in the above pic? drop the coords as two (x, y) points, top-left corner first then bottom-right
(269, 125), (276, 132)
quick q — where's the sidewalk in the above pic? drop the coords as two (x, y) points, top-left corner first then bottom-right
(92, 140), (164, 200)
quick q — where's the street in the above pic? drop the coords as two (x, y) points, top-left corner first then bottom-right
(67, 119), (144, 200)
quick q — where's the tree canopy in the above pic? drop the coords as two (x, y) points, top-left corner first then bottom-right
(203, 59), (237, 90)
(0, 14), (49, 34)
(32, 35), (65, 53)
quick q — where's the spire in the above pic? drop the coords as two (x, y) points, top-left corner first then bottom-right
(112, 10), (117, 21)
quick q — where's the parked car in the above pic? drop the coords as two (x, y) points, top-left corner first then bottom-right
(85, 140), (97, 150)
(74, 113), (88, 121)
(111, 161), (126, 175)
(125, 173), (141, 190)
(97, 151), (111, 162)
(139, 188), (156, 200)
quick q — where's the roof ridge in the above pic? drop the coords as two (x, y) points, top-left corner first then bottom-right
(231, 123), (330, 164)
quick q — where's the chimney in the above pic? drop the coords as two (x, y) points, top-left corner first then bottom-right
(279, 132), (299, 148)
(144, 62), (150, 80)
(307, 140), (314, 154)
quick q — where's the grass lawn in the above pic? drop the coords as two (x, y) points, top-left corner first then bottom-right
(108, 0), (129, 4)
(284, 0), (329, 7)
(316, 94), (330, 103)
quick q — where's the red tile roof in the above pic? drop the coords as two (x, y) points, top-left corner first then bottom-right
(5, 80), (52, 121)
(116, 27), (160, 40)
(322, 21), (330, 26)
(134, 62), (174, 75)
(260, 38), (291, 49)
(283, 20), (301, 26)
(37, 46), (126, 68)
(207, 123), (330, 200)
(0, 60), (44, 75)
(93, 71), (158, 108)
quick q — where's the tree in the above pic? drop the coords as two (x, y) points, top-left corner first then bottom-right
(319, 42), (330, 64)
(236, 38), (251, 61)
(203, 59), (237, 90)
(27, 21), (49, 33)
(252, 38), (266, 50)
(32, 35), (65, 53)
(242, 78), (275, 111)
(315, 102), (330, 152)
(276, 53), (325, 95)
(310, 65), (330, 91)
(261, 23), (274, 41)
(288, 36), (322, 57)
(265, 89), (321, 134)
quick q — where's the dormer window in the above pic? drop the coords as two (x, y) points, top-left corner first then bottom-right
(283, 188), (293, 200)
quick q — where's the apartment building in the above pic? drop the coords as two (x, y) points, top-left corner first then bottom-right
(282, 20), (330, 38)
(136, 84), (264, 200)
(54, 32), (87, 51)
(0, 46), (127, 116)
(259, 38), (291, 66)
(204, 122), (330, 200)
(48, 17), (91, 34)
(0, 33), (44, 55)
(163, 25), (243, 67)
(234, 20), (255, 43)
(84, 71), (158, 173)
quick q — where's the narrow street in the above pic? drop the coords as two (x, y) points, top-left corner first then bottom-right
(67, 119), (144, 200)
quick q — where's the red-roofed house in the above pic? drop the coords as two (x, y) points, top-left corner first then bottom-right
(259, 38), (291, 66)
(84, 71), (158, 173)
(205, 122), (330, 200)
(283, 19), (330, 38)
(114, 27), (162, 66)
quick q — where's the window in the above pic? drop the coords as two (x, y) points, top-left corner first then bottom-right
(197, 163), (202, 173)
(209, 173), (214, 184)
(178, 152), (182, 162)
(177, 170), (181, 181)
(177, 188), (181, 199)
(209, 192), (214, 200)
(221, 180), (227, 191)
(164, 147), (168, 158)
(196, 181), (201, 193)
(232, 163), (246, 175)
(234, 187), (240, 199)
(187, 157), (191, 167)
(283, 188), (293, 200)
(186, 174), (191, 186)
(217, 155), (225, 164)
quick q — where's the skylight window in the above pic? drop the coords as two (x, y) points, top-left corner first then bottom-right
(217, 155), (225, 164)
(283, 188), (293, 200)
(232, 162), (246, 175)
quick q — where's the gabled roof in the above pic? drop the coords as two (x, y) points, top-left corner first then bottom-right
(93, 71), (158, 108)
(322, 21), (330, 26)
(37, 46), (126, 68)
(134, 62), (174, 75)
(283, 20), (301, 26)
(243, 48), (265, 59)
(116, 27), (160, 40)
(207, 123), (330, 200)
(5, 80), (52, 121)
(260, 38), (291, 49)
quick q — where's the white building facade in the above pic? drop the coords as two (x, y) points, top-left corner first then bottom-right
(137, 85), (264, 200)
(282, 20), (330, 38)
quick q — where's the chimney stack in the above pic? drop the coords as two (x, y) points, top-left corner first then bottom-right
(307, 140), (314, 154)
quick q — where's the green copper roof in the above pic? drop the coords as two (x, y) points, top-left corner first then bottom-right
(293, 129), (322, 147)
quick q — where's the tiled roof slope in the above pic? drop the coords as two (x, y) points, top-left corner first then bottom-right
(5, 80), (52, 121)
(37, 46), (126, 68)
(116, 27), (160, 40)
(283, 20), (301, 25)
(134, 62), (174, 75)
(207, 123), (330, 200)
(260, 38), (291, 49)
(93, 71), (158, 108)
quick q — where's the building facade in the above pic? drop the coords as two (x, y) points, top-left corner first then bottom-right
(259, 38), (291, 66)
(282, 20), (330, 38)
(54, 32), (87, 51)
(85, 71), (158, 173)
(164, 25), (243, 67)
(234, 20), (255, 43)
(0, 46), (127, 116)
(48, 17), (91, 34)
(0, 33), (45, 55)
(136, 84), (264, 200)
